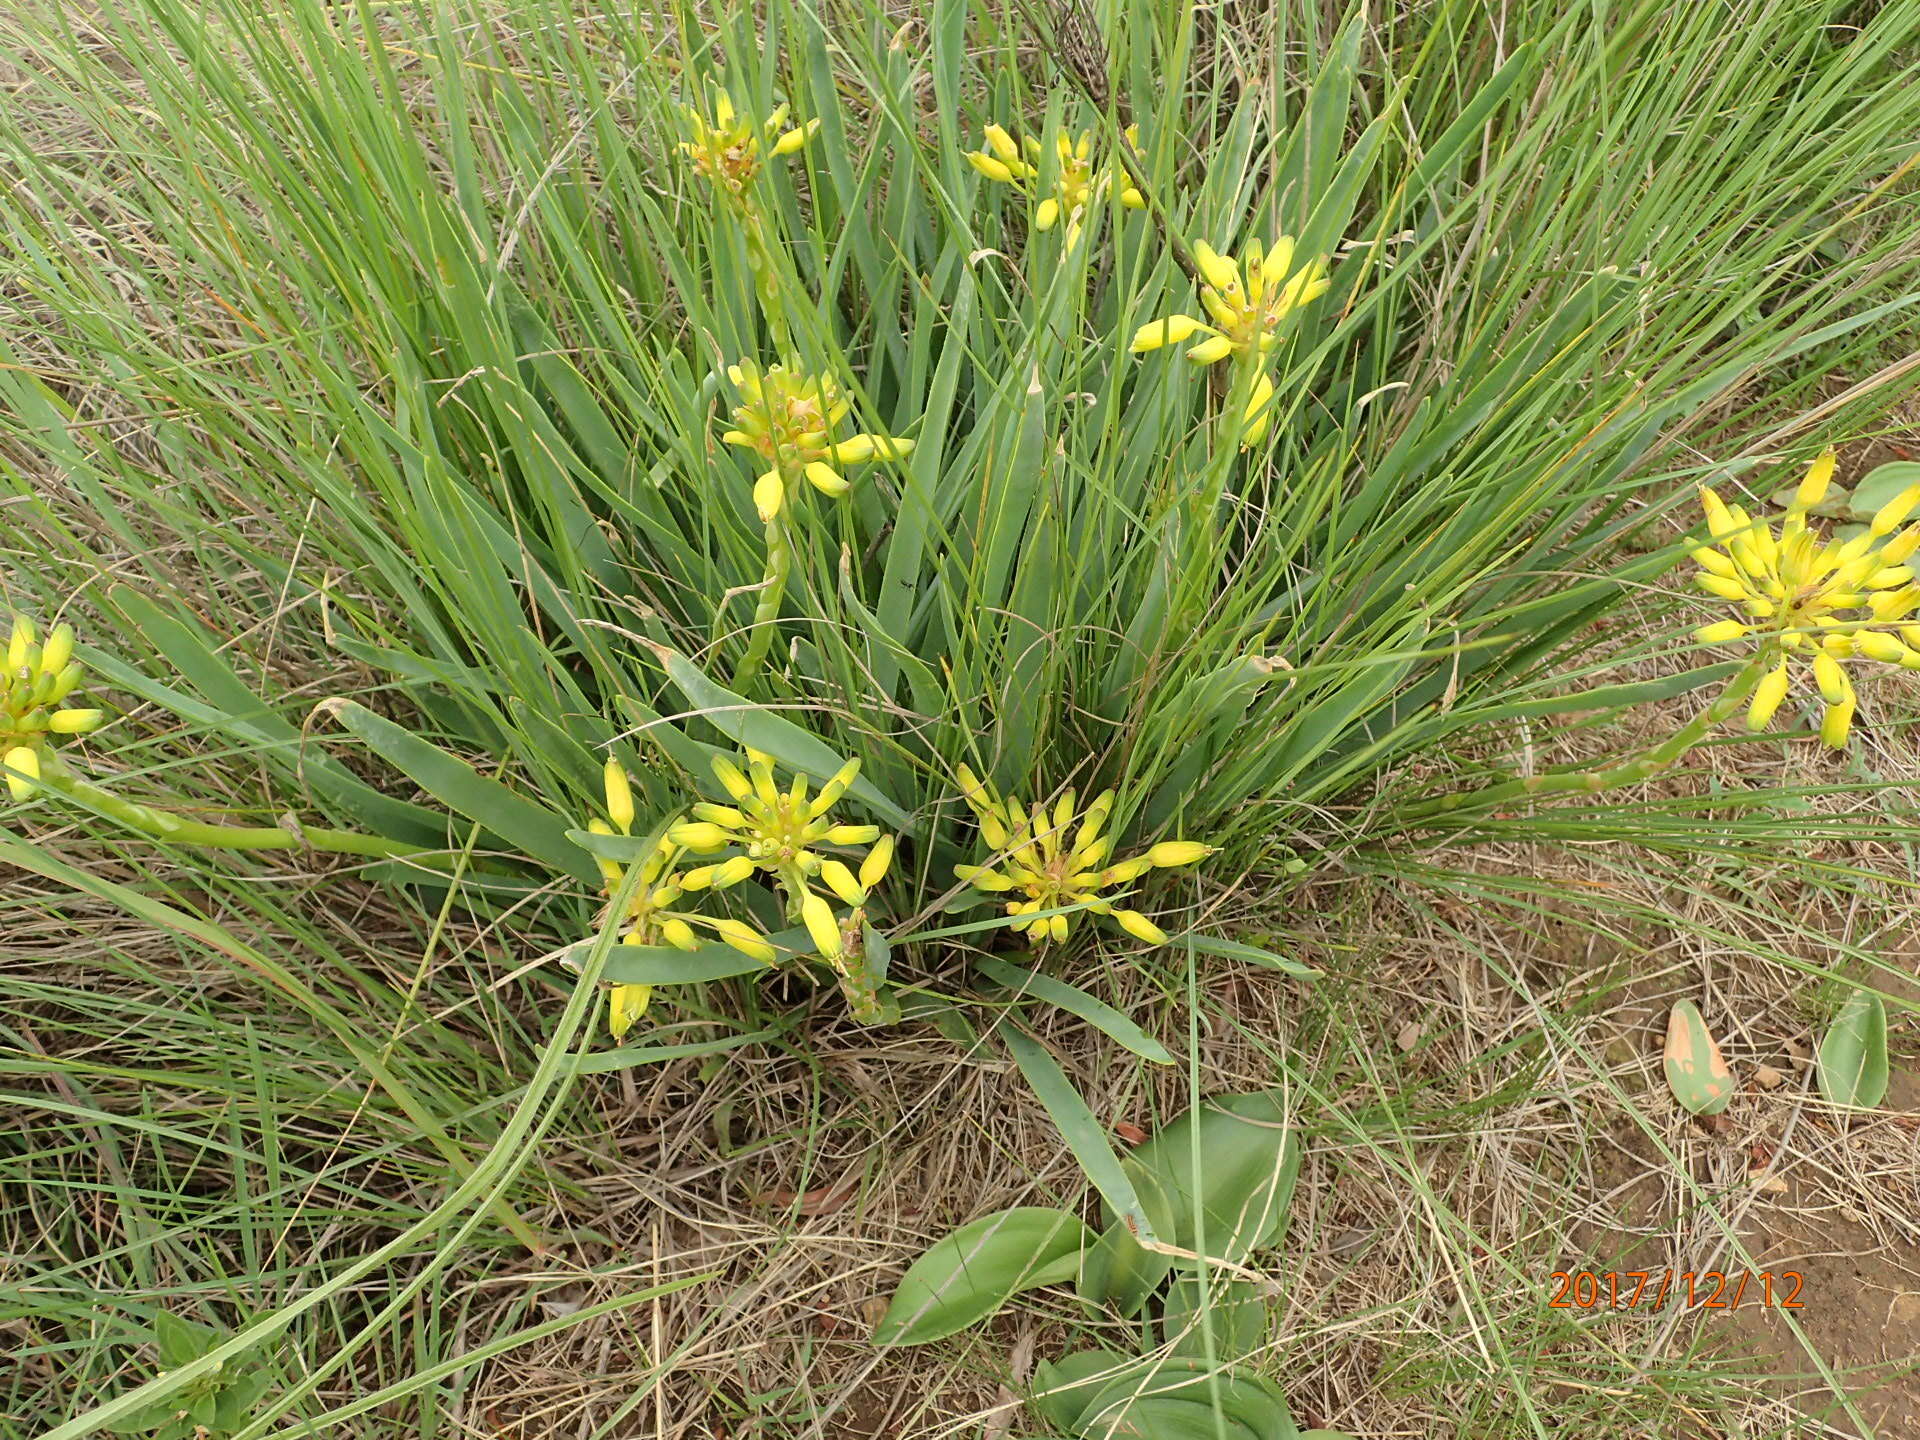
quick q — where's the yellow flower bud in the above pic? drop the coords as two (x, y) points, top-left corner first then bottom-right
(753, 470), (785, 521)
(1047, 913), (1069, 943)
(1693, 620), (1749, 645)
(1129, 314), (1209, 353)
(6, 617), (31, 672)
(1101, 857), (1153, 885)
(1793, 449), (1836, 511)
(659, 917), (699, 951)
(803, 461), (850, 497)
(1812, 650), (1850, 705)
(1856, 630), (1906, 663)
(1820, 695), (1855, 749)
(801, 890), (843, 962)
(955, 863), (1013, 890)
(859, 834), (894, 890)
(828, 434), (912, 465)
(667, 822), (731, 852)
(983, 124), (1020, 162)
(603, 758), (635, 833)
(820, 859), (866, 907)
(1258, 235), (1298, 286)
(1746, 662), (1791, 731)
(607, 983), (652, 1040)
(4, 745), (40, 801)
(967, 151), (1015, 184)
(40, 624), (74, 676)
(770, 118), (820, 156)
(1113, 909), (1168, 945)
(48, 709), (103, 735)
(708, 917), (777, 963)
(1694, 572), (1749, 602)
(1872, 484), (1920, 536)
(711, 756), (754, 801)
(1034, 197), (1060, 231)
(822, 823), (880, 845)
(1192, 242), (1240, 294)
(1143, 840), (1211, 867)
(1185, 334), (1235, 366)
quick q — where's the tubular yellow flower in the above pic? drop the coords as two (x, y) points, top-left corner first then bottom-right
(4, 745), (39, 802)
(1692, 449), (1920, 748)
(951, 767), (1207, 948)
(672, 748), (895, 971)
(5, 616), (106, 773)
(963, 123), (1145, 250)
(603, 757), (636, 833)
(608, 982), (652, 1040)
(679, 85), (819, 205)
(723, 361), (913, 519)
(1130, 234), (1329, 367)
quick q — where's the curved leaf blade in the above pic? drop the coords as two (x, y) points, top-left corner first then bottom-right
(873, 1206), (1093, 1346)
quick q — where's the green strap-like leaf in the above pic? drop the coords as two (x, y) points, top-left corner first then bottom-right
(322, 699), (596, 883)
(976, 957), (1174, 1065)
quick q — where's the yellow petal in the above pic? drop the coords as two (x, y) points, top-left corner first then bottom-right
(1258, 235), (1297, 286)
(1812, 649), (1849, 705)
(5, 616), (30, 672)
(753, 470), (785, 521)
(603, 758), (635, 832)
(1872, 484), (1920, 536)
(659, 917), (699, 951)
(859, 834), (894, 890)
(40, 624), (74, 676)
(1120, 187), (1145, 208)
(1113, 909), (1168, 945)
(1694, 572), (1750, 602)
(983, 123), (1020, 162)
(801, 890), (843, 961)
(1129, 314), (1209, 353)
(818, 860), (863, 907)
(667, 821), (731, 851)
(1034, 197), (1060, 231)
(770, 119), (820, 156)
(1185, 334), (1235, 365)
(828, 434), (912, 464)
(967, 151), (1015, 184)
(1820, 695), (1855, 749)
(1143, 840), (1211, 867)
(1693, 620), (1749, 645)
(1746, 662), (1791, 731)
(804, 461), (851, 497)
(608, 983), (652, 1040)
(4, 745), (40, 802)
(1192, 241), (1240, 294)
(1793, 449), (1836, 511)
(48, 709), (102, 734)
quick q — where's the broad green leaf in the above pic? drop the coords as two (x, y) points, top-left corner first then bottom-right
(1080, 1091), (1298, 1314)
(152, 1312), (218, 1367)
(1031, 1351), (1144, 1433)
(1664, 1000), (1735, 1116)
(656, 648), (912, 830)
(872, 1206), (1093, 1346)
(1075, 1359), (1297, 1440)
(1818, 989), (1889, 1109)
(999, 1025), (1159, 1245)
(322, 700), (596, 883)
(1161, 1275), (1266, 1358)
(976, 957), (1174, 1064)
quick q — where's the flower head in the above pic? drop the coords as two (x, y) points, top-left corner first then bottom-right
(586, 758), (778, 1038)
(1129, 235), (1329, 366)
(951, 765), (1211, 946)
(679, 86), (820, 206)
(1692, 449), (1920, 748)
(722, 361), (913, 521)
(4, 616), (102, 798)
(669, 749), (894, 969)
(965, 123), (1145, 250)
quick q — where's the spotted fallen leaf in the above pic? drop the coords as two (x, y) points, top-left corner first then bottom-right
(1664, 1000), (1735, 1116)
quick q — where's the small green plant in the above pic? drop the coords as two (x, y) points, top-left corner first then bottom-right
(106, 1315), (272, 1439)
(875, 1089), (1355, 1439)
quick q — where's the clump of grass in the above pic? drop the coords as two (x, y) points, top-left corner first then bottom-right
(3, 0), (1920, 1434)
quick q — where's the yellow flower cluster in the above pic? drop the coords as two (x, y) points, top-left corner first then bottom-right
(669, 748), (895, 970)
(4, 616), (103, 801)
(1693, 450), (1920, 748)
(964, 124), (1146, 250)
(679, 87), (820, 205)
(952, 766), (1210, 946)
(722, 361), (914, 521)
(587, 759), (778, 1038)
(1130, 236), (1330, 445)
